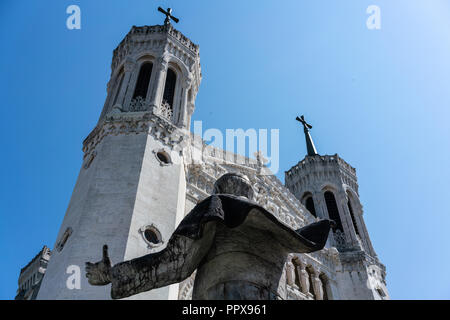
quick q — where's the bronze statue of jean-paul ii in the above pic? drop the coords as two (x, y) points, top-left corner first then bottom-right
(86, 173), (332, 300)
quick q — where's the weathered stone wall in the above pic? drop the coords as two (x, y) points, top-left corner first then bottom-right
(38, 131), (149, 299)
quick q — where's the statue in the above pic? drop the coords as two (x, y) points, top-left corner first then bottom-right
(85, 173), (332, 300)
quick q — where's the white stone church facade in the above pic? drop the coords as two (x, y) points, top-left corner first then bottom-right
(16, 20), (389, 300)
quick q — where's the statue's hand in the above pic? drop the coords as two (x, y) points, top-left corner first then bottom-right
(85, 245), (112, 286)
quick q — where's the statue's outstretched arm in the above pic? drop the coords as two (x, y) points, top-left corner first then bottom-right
(86, 221), (216, 299)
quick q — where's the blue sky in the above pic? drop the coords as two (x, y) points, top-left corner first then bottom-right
(1, 0), (449, 300)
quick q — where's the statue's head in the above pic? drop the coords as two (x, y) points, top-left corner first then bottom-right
(213, 173), (254, 200)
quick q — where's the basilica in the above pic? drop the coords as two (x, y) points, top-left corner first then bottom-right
(16, 8), (389, 300)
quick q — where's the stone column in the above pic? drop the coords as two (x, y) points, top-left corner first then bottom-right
(354, 202), (377, 256)
(337, 192), (359, 247)
(311, 270), (324, 300)
(317, 191), (330, 221)
(149, 55), (169, 111)
(186, 89), (195, 130)
(103, 78), (114, 107)
(339, 193), (357, 244)
(312, 190), (324, 218)
(298, 262), (309, 295)
(117, 58), (136, 110)
(285, 261), (295, 287)
(97, 72), (119, 121)
(177, 78), (192, 128)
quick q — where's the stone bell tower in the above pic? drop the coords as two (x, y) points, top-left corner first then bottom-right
(285, 116), (389, 300)
(37, 8), (201, 300)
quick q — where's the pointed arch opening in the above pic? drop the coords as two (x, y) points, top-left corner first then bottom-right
(301, 192), (316, 217)
(133, 62), (153, 100)
(324, 191), (343, 232)
(305, 196), (316, 217)
(163, 67), (177, 109)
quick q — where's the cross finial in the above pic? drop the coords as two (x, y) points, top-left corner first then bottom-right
(158, 7), (179, 25)
(296, 115), (318, 156)
(296, 115), (312, 131)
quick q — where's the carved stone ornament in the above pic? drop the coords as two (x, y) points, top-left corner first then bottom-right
(155, 101), (173, 120)
(129, 96), (149, 112)
(333, 229), (347, 250)
(84, 151), (97, 169)
(56, 227), (73, 252)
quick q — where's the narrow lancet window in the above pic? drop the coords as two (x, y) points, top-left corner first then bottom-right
(324, 191), (343, 232)
(133, 62), (153, 100)
(305, 196), (316, 217)
(162, 68), (177, 108)
(347, 198), (360, 236)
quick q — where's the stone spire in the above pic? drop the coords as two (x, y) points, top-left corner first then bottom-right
(296, 115), (318, 156)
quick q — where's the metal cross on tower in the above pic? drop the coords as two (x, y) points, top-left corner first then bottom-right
(296, 115), (319, 156)
(158, 7), (179, 25)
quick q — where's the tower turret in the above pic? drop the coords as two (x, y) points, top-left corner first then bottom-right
(37, 9), (201, 300)
(98, 11), (201, 130)
(285, 115), (389, 300)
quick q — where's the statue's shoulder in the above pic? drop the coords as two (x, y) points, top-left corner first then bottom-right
(173, 194), (258, 239)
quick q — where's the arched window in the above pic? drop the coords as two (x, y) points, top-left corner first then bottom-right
(347, 196), (360, 236)
(305, 196), (316, 217)
(324, 191), (343, 232)
(163, 68), (177, 109)
(133, 62), (153, 100)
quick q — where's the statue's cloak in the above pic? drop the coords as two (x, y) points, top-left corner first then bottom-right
(175, 194), (331, 252)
